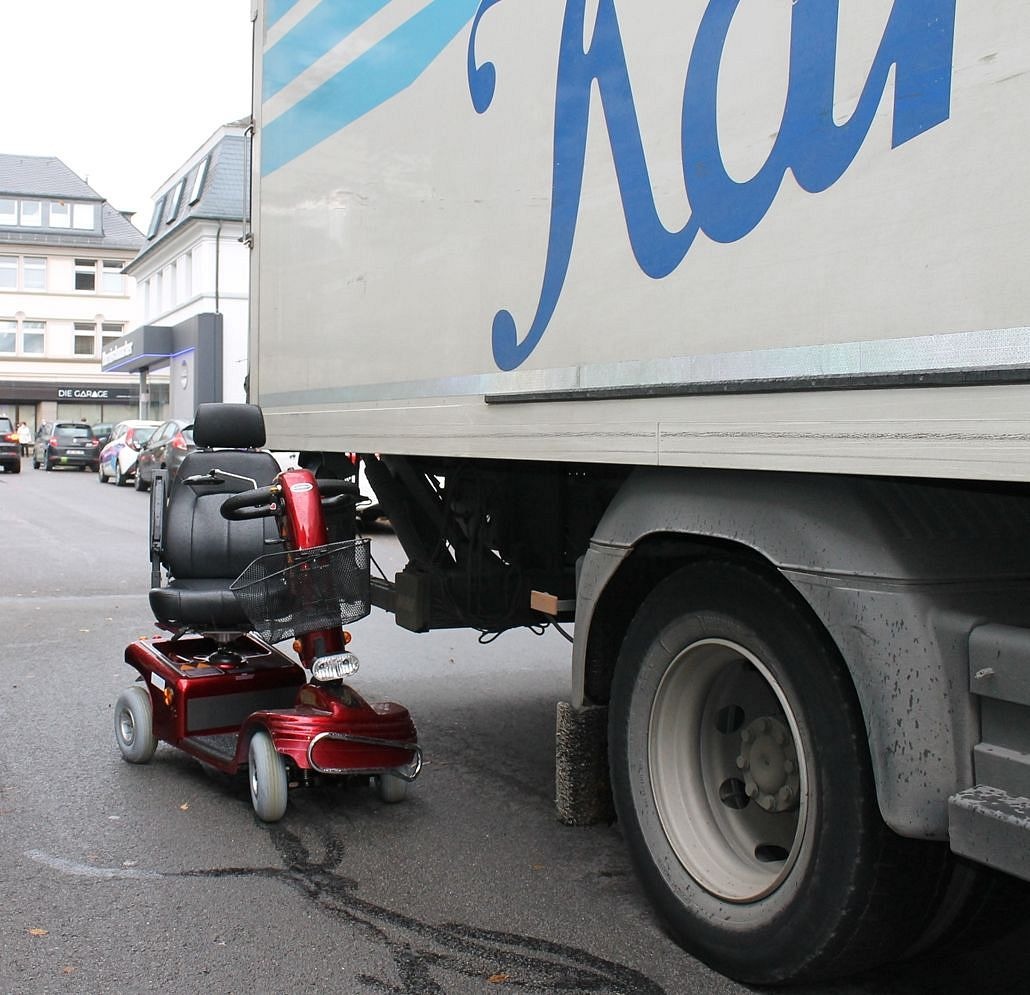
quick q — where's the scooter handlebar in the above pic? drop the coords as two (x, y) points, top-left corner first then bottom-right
(220, 478), (359, 521)
(220, 485), (280, 521)
(314, 478), (360, 514)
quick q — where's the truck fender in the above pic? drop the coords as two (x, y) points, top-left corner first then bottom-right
(571, 466), (1030, 838)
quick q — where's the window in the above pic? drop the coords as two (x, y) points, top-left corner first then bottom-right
(101, 260), (124, 294)
(49, 201), (71, 228)
(74, 322), (95, 356)
(189, 157), (209, 205)
(0, 256), (16, 289)
(147, 196), (165, 239)
(101, 322), (123, 351)
(23, 257), (45, 290)
(164, 179), (185, 224)
(72, 203), (95, 230)
(22, 320), (44, 354)
(74, 259), (96, 291)
(0, 320), (15, 352)
(0, 317), (44, 354)
(0, 200), (16, 225)
(19, 201), (41, 226)
(169, 260), (178, 305)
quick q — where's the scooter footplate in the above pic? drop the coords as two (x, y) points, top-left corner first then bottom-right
(181, 733), (240, 766)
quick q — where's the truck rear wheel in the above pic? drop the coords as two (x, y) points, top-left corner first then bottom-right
(609, 558), (947, 985)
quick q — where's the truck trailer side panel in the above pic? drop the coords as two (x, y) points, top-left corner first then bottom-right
(252, 0), (1030, 479)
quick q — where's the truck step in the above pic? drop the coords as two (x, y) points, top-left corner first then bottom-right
(949, 785), (1030, 883)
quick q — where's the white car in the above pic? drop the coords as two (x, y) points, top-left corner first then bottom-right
(98, 420), (162, 486)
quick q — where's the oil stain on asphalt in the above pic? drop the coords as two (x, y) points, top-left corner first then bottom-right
(27, 828), (664, 994)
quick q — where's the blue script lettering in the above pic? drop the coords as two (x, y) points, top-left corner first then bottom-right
(468, 0), (956, 372)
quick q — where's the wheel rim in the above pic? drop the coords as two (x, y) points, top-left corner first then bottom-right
(648, 638), (809, 903)
(118, 707), (137, 748)
(250, 747), (262, 799)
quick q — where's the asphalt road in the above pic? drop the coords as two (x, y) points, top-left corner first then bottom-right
(2, 459), (1029, 994)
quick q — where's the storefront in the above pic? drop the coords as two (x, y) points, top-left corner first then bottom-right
(101, 313), (223, 421)
(0, 378), (150, 436)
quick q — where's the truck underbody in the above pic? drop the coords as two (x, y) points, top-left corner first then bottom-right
(302, 448), (1030, 982)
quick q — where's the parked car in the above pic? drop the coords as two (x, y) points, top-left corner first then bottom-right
(0, 415), (20, 473)
(98, 420), (162, 486)
(92, 422), (115, 448)
(135, 418), (195, 491)
(32, 421), (101, 471)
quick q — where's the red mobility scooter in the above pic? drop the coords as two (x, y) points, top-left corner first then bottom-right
(114, 402), (420, 821)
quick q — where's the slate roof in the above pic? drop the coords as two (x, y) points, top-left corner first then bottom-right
(0, 154), (144, 252)
(128, 125), (249, 272)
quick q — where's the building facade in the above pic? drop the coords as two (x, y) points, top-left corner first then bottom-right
(0, 155), (145, 432)
(104, 122), (250, 419)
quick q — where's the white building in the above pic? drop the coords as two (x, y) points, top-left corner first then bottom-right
(106, 121), (250, 418)
(0, 155), (144, 431)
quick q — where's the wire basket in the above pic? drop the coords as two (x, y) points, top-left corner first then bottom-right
(230, 539), (371, 644)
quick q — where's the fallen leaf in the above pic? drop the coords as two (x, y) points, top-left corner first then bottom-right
(179, 802), (189, 811)
(487, 973), (510, 984)
(62, 967), (76, 975)
(28, 928), (48, 937)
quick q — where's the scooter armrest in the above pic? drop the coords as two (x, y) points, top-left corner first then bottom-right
(149, 471), (167, 588)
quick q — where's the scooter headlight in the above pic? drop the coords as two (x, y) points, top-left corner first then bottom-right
(311, 652), (360, 682)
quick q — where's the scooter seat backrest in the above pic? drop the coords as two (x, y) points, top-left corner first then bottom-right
(192, 402), (266, 449)
(162, 447), (281, 582)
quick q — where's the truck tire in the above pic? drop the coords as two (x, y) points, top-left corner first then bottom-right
(904, 853), (1030, 959)
(609, 558), (947, 985)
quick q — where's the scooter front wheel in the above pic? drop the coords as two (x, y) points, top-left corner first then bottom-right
(114, 686), (158, 764)
(375, 773), (408, 804)
(249, 731), (288, 822)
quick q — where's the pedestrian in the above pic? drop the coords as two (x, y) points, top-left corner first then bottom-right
(17, 421), (31, 457)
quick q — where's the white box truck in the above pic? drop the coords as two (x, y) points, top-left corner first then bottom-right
(248, 0), (1030, 983)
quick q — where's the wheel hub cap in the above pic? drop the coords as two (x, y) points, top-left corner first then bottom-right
(736, 716), (800, 813)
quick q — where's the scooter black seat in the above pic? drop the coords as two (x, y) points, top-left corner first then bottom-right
(149, 403), (282, 634)
(150, 578), (258, 631)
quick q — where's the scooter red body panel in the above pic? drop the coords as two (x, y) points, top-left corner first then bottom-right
(124, 634), (417, 778)
(125, 634), (305, 749)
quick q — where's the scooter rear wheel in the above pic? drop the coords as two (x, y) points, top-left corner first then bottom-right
(114, 686), (158, 764)
(249, 731), (288, 822)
